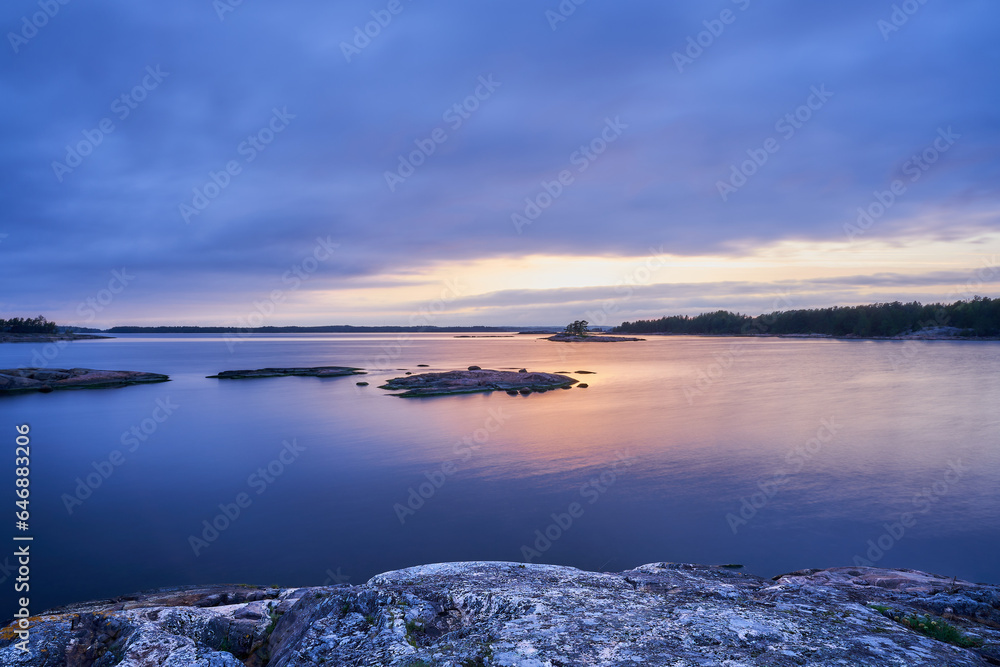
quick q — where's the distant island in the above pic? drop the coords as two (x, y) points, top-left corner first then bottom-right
(0, 332), (109, 343)
(614, 297), (1000, 339)
(0, 316), (110, 343)
(5, 297), (999, 340)
(546, 320), (644, 342)
(101, 325), (518, 334)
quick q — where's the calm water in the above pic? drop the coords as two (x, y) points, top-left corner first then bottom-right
(1, 333), (999, 620)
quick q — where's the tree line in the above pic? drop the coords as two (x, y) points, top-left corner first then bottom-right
(612, 297), (1000, 337)
(0, 316), (58, 334)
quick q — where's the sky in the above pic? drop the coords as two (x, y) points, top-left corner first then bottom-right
(1, 0), (999, 327)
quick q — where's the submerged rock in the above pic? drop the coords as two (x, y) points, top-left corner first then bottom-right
(4, 563), (997, 666)
(379, 369), (577, 397)
(0, 368), (169, 394)
(206, 367), (365, 379)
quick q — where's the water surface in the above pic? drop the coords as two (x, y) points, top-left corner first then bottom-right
(1, 333), (998, 619)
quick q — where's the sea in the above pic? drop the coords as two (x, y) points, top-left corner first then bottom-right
(1, 333), (998, 620)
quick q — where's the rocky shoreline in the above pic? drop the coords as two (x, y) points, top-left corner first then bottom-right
(3, 561), (998, 665)
(0, 368), (170, 394)
(0, 332), (111, 343)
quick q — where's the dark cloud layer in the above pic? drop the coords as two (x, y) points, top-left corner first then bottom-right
(1, 0), (998, 324)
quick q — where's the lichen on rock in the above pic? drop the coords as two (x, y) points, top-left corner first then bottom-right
(3, 562), (998, 665)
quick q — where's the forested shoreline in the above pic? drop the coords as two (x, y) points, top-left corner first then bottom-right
(0, 316), (58, 334)
(613, 297), (1000, 337)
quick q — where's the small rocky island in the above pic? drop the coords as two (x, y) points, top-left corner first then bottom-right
(0, 368), (169, 394)
(207, 367), (366, 379)
(3, 562), (997, 666)
(546, 320), (643, 342)
(545, 333), (645, 342)
(380, 368), (578, 397)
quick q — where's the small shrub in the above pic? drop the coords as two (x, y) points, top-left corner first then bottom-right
(260, 609), (281, 639)
(868, 605), (983, 649)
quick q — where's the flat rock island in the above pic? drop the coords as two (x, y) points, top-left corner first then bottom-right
(546, 333), (644, 342)
(0, 368), (169, 394)
(206, 367), (366, 379)
(379, 368), (577, 397)
(2, 562), (997, 666)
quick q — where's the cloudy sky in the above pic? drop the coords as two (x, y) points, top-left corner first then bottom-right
(2, 0), (998, 327)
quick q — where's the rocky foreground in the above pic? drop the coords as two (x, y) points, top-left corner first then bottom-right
(3, 562), (999, 666)
(379, 369), (578, 397)
(206, 367), (366, 379)
(545, 334), (644, 342)
(0, 368), (169, 394)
